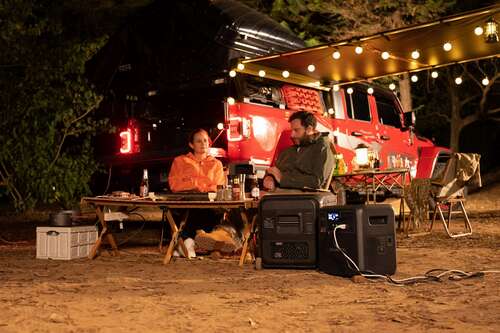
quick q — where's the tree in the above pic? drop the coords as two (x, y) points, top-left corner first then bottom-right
(0, 0), (109, 211)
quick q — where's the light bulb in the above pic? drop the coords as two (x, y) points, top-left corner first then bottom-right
(431, 71), (439, 78)
(217, 123), (224, 130)
(237, 63), (245, 70)
(258, 70), (266, 77)
(229, 70), (236, 77)
(381, 51), (390, 60)
(328, 108), (334, 115)
(332, 51), (341, 59)
(346, 87), (354, 94)
(389, 83), (396, 90)
(227, 97), (235, 105)
(333, 84), (340, 92)
(443, 42), (452, 51)
(355, 46), (363, 54)
(455, 77), (462, 85)
(411, 50), (420, 59)
(482, 77), (489, 86)
(307, 64), (315, 72)
(411, 74), (418, 82)
(474, 26), (484, 36)
(367, 87), (374, 94)
(282, 70), (290, 78)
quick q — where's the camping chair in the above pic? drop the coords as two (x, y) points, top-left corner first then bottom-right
(428, 153), (481, 238)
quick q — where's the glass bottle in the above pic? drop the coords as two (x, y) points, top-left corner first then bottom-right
(140, 169), (149, 197)
(249, 174), (260, 200)
(232, 176), (241, 201)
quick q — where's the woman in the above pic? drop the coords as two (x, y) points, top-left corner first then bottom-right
(168, 129), (237, 255)
(168, 128), (225, 192)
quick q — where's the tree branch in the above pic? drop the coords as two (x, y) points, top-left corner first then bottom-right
(461, 113), (479, 129)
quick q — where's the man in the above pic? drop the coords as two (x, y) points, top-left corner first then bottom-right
(264, 110), (335, 191)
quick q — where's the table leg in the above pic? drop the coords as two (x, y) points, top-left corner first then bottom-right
(89, 205), (119, 259)
(239, 212), (257, 267)
(163, 209), (190, 265)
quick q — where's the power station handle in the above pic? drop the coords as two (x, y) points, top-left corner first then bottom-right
(380, 135), (390, 140)
(47, 231), (60, 236)
(351, 131), (363, 137)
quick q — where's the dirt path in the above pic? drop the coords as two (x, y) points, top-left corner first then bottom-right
(0, 217), (499, 333)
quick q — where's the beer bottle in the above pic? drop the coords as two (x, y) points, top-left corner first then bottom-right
(249, 174), (260, 200)
(140, 169), (149, 197)
(232, 176), (241, 201)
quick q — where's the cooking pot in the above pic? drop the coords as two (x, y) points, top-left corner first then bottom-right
(49, 210), (75, 227)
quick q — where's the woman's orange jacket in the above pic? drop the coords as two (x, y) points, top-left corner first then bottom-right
(168, 152), (225, 192)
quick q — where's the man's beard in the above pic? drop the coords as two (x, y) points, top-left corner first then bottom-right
(291, 135), (306, 146)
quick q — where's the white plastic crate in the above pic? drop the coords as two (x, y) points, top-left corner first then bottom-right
(36, 225), (98, 260)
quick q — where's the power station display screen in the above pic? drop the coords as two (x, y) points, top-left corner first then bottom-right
(327, 211), (341, 222)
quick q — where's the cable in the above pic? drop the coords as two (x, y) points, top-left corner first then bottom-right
(103, 165), (112, 195)
(332, 225), (500, 285)
(115, 212), (146, 246)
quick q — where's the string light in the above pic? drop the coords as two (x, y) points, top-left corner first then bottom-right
(227, 97), (235, 105)
(355, 46), (363, 54)
(389, 83), (396, 90)
(482, 77), (489, 86)
(217, 123), (224, 130)
(258, 70), (266, 77)
(443, 42), (452, 51)
(333, 85), (340, 92)
(307, 64), (315, 72)
(455, 76), (463, 85)
(282, 70), (290, 78)
(381, 51), (390, 60)
(237, 63), (245, 70)
(474, 26), (484, 36)
(367, 87), (374, 94)
(229, 70), (236, 77)
(328, 108), (335, 115)
(332, 51), (341, 59)
(411, 74), (418, 82)
(431, 71), (439, 78)
(346, 87), (354, 94)
(411, 50), (420, 59)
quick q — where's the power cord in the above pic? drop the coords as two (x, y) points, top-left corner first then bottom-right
(332, 224), (500, 285)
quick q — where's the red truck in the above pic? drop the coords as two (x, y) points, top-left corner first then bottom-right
(87, 0), (448, 193)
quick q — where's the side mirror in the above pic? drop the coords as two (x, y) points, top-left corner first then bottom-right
(403, 111), (416, 128)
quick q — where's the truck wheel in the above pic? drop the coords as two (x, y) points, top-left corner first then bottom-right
(255, 257), (262, 270)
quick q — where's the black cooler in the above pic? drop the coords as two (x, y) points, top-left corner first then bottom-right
(258, 192), (337, 268)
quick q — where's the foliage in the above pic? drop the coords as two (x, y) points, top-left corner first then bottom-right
(0, 0), (109, 211)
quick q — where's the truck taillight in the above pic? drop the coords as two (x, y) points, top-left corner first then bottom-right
(119, 129), (132, 153)
(227, 117), (251, 142)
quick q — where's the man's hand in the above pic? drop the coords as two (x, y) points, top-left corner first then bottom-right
(263, 175), (276, 191)
(266, 167), (282, 183)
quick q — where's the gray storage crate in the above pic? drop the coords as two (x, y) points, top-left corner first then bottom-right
(36, 225), (98, 260)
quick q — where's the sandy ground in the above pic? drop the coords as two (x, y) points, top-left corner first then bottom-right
(0, 186), (499, 332)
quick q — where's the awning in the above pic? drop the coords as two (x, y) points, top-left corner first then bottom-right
(234, 4), (500, 90)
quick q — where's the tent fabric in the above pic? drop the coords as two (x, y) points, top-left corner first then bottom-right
(237, 5), (500, 88)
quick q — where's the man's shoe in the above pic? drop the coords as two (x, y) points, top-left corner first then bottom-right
(195, 229), (237, 253)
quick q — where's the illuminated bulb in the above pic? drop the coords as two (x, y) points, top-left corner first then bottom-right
(474, 26), (484, 36)
(411, 74), (418, 82)
(389, 83), (396, 90)
(431, 71), (439, 78)
(328, 108), (334, 115)
(381, 51), (390, 60)
(333, 84), (340, 92)
(443, 42), (452, 51)
(482, 77), (489, 86)
(217, 122), (224, 130)
(227, 97), (235, 105)
(237, 63), (245, 70)
(282, 70), (290, 78)
(411, 50), (420, 59)
(258, 70), (266, 77)
(307, 64), (315, 72)
(455, 76), (462, 85)
(355, 46), (363, 54)
(346, 87), (354, 94)
(229, 70), (236, 77)
(367, 87), (374, 94)
(332, 51), (341, 59)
